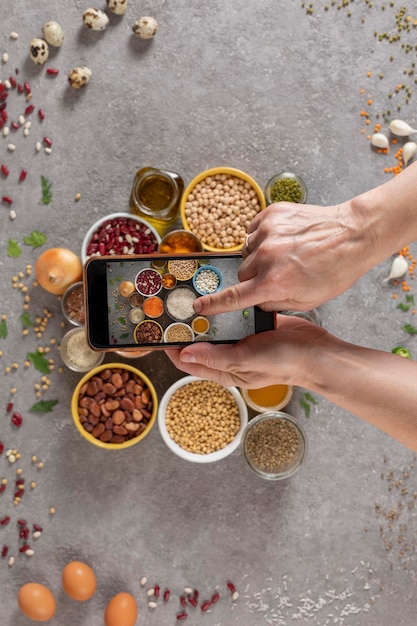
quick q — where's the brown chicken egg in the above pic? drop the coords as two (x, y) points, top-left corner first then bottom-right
(18, 582), (56, 622)
(62, 560), (97, 601)
(104, 591), (138, 626)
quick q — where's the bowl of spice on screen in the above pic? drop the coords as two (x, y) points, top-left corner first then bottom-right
(264, 172), (307, 205)
(242, 411), (307, 480)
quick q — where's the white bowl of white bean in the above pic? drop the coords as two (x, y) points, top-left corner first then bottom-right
(158, 376), (248, 463)
(180, 167), (266, 252)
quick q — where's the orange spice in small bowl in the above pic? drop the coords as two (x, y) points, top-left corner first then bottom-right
(161, 273), (177, 290)
(143, 296), (164, 318)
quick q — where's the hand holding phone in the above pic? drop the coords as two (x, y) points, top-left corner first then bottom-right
(84, 253), (275, 351)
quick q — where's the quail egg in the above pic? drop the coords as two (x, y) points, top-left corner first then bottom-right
(132, 16), (158, 39)
(42, 21), (64, 47)
(83, 8), (110, 30)
(29, 38), (49, 65)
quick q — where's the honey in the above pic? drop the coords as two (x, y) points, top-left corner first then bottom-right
(243, 384), (292, 411)
(130, 167), (184, 235)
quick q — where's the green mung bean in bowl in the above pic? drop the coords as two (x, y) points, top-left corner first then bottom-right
(242, 411), (307, 479)
(264, 172), (307, 205)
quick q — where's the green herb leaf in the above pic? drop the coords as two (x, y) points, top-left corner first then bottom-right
(29, 399), (58, 413)
(397, 303), (411, 312)
(300, 391), (317, 417)
(406, 295), (415, 304)
(242, 309), (250, 318)
(119, 333), (130, 339)
(27, 350), (50, 374)
(20, 312), (33, 327)
(403, 323), (417, 335)
(40, 175), (52, 205)
(212, 326), (218, 335)
(117, 317), (127, 325)
(0, 319), (8, 339)
(300, 397), (312, 417)
(7, 239), (21, 258)
(23, 230), (47, 249)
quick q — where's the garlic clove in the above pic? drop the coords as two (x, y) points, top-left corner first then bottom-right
(371, 133), (389, 149)
(383, 255), (409, 282)
(389, 119), (417, 137)
(402, 141), (417, 166)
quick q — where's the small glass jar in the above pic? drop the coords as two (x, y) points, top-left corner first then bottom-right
(130, 167), (184, 235)
(265, 172), (307, 205)
(242, 411), (307, 480)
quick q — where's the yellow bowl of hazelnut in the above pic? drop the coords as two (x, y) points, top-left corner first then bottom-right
(180, 167), (266, 252)
(71, 363), (158, 450)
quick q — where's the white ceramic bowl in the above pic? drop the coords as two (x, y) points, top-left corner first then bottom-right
(158, 376), (248, 463)
(81, 212), (161, 263)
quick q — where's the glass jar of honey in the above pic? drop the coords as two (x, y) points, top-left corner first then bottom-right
(130, 167), (184, 235)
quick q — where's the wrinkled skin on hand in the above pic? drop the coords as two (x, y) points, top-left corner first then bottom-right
(193, 200), (371, 317)
(166, 314), (328, 389)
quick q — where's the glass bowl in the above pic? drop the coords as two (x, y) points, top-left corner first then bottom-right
(60, 327), (105, 372)
(61, 281), (85, 326)
(242, 411), (307, 480)
(265, 172), (307, 205)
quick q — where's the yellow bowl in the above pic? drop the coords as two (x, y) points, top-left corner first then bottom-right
(180, 167), (266, 252)
(71, 363), (158, 450)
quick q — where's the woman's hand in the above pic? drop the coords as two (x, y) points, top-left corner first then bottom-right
(194, 199), (370, 316)
(165, 314), (328, 388)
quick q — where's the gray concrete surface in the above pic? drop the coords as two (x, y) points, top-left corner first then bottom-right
(1, 1), (417, 624)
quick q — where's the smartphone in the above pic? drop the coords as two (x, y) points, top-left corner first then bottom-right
(84, 253), (275, 351)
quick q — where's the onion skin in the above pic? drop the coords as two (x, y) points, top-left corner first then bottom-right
(35, 248), (83, 295)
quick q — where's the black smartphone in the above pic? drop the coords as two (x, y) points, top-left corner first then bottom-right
(84, 253), (275, 351)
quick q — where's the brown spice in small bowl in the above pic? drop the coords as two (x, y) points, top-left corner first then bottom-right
(63, 283), (85, 325)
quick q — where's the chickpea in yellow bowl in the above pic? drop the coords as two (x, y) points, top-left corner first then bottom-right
(180, 167), (266, 252)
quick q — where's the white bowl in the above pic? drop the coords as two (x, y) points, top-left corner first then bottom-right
(81, 212), (161, 263)
(158, 375), (248, 463)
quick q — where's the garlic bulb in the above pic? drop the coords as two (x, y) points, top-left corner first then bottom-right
(383, 255), (409, 282)
(402, 141), (417, 166)
(389, 119), (417, 137)
(371, 133), (389, 149)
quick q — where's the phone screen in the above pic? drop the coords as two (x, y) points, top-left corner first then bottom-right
(84, 253), (274, 350)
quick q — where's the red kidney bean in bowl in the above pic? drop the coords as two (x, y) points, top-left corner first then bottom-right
(81, 212), (161, 263)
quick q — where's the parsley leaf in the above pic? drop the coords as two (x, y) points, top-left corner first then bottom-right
(0, 319), (8, 339)
(21, 312), (33, 327)
(40, 175), (53, 205)
(29, 399), (58, 413)
(7, 239), (21, 258)
(23, 230), (47, 249)
(300, 391), (317, 417)
(403, 323), (417, 335)
(27, 350), (50, 374)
